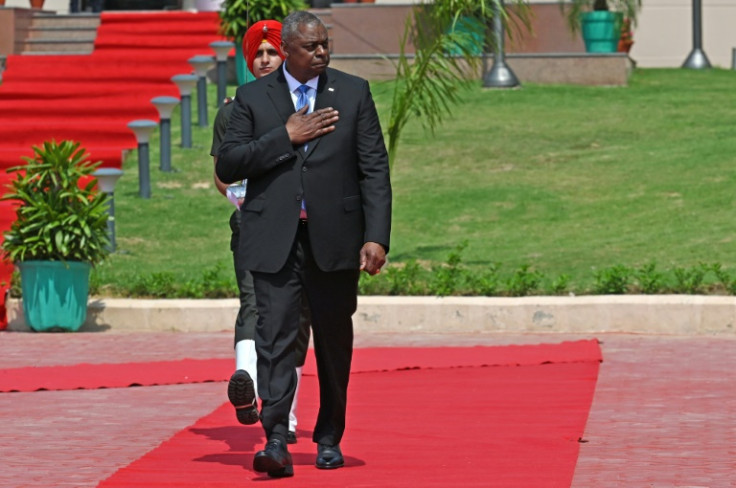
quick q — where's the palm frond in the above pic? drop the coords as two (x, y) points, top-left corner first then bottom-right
(387, 0), (532, 164)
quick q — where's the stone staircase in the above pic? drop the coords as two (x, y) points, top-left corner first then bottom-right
(17, 12), (100, 55)
(13, 10), (334, 56)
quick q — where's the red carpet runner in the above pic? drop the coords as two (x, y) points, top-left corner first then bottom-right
(86, 341), (601, 487)
(0, 358), (233, 393)
(0, 11), (225, 328)
(0, 340), (600, 392)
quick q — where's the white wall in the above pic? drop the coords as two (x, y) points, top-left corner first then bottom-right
(5, 0), (735, 67)
(379, 0), (736, 68)
(632, 0), (736, 68)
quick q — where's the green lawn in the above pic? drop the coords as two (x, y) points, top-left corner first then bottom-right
(91, 68), (736, 296)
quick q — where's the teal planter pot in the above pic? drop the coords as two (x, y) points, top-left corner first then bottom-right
(234, 43), (255, 87)
(445, 16), (484, 57)
(18, 261), (91, 332)
(580, 11), (623, 53)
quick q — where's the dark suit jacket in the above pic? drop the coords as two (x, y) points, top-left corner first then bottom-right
(216, 65), (392, 274)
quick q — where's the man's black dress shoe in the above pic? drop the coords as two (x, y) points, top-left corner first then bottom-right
(316, 443), (344, 469)
(253, 439), (293, 478)
(227, 369), (259, 425)
(287, 431), (297, 444)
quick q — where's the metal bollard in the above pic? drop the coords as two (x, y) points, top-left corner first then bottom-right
(210, 41), (234, 107)
(171, 74), (198, 148)
(92, 168), (124, 252)
(682, 0), (712, 69)
(151, 96), (180, 172)
(127, 119), (158, 199)
(188, 55), (215, 128)
(483, 0), (520, 89)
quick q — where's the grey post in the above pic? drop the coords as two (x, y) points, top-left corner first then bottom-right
(171, 74), (198, 148)
(92, 168), (124, 252)
(483, 0), (519, 88)
(210, 41), (234, 107)
(151, 96), (180, 172)
(127, 119), (158, 199)
(682, 0), (711, 69)
(188, 55), (215, 127)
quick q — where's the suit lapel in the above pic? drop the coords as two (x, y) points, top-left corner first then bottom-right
(314, 70), (336, 111)
(267, 68), (336, 159)
(268, 67), (297, 126)
(305, 71), (336, 158)
(266, 67), (307, 161)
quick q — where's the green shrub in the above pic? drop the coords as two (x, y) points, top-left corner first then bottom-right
(505, 264), (542, 296)
(635, 262), (665, 294)
(672, 264), (707, 294)
(1, 140), (110, 265)
(593, 265), (631, 294)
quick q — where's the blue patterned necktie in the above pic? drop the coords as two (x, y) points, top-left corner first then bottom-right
(296, 84), (310, 112)
(296, 84), (311, 152)
(296, 84), (310, 219)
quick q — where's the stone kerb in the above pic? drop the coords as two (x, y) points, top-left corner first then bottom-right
(6, 295), (736, 335)
(354, 296), (736, 335)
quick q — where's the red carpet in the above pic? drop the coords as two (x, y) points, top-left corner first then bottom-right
(0, 11), (225, 328)
(89, 341), (601, 487)
(0, 340), (600, 393)
(0, 358), (232, 393)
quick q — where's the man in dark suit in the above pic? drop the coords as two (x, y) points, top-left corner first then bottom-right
(216, 10), (391, 479)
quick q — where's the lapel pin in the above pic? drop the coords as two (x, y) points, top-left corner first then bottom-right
(328, 88), (335, 92)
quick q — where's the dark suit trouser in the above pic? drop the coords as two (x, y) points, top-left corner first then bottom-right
(252, 222), (358, 445)
(230, 210), (259, 345)
(231, 210), (311, 366)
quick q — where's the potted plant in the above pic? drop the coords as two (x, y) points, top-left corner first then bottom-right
(559, 0), (642, 53)
(617, 16), (634, 53)
(218, 0), (307, 86)
(1, 140), (111, 332)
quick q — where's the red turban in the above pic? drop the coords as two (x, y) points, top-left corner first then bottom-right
(243, 20), (284, 76)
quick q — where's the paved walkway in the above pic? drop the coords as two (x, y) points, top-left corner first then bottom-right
(0, 329), (734, 487)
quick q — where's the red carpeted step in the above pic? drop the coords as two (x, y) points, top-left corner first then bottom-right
(94, 34), (224, 50)
(2, 61), (198, 84)
(2, 54), (96, 72)
(0, 81), (180, 100)
(95, 11), (221, 31)
(99, 11), (220, 22)
(0, 97), (164, 120)
(93, 48), (222, 63)
(0, 121), (138, 149)
(0, 148), (34, 169)
(0, 11), (226, 326)
(4, 53), (202, 71)
(0, 147), (124, 170)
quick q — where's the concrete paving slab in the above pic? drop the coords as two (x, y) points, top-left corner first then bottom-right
(1, 330), (734, 487)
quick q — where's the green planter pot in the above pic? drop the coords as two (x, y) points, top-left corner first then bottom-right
(18, 261), (91, 332)
(580, 11), (623, 53)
